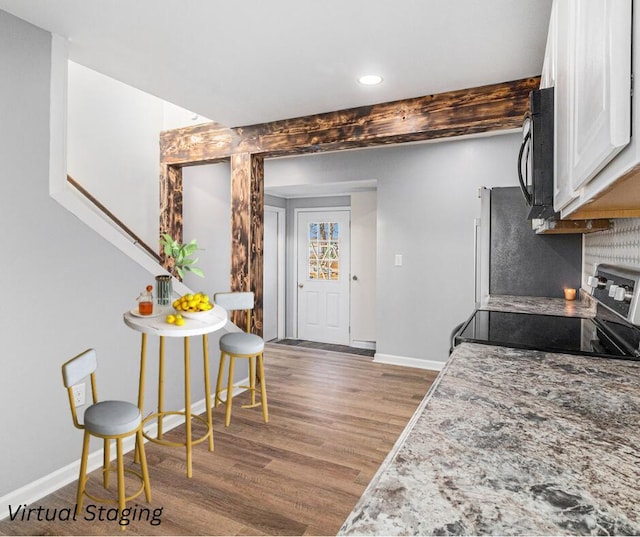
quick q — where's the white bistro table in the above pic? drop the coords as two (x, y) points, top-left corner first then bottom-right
(123, 304), (227, 478)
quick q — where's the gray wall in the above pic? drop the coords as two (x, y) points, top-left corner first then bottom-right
(375, 137), (521, 361)
(266, 136), (521, 363)
(0, 10), (222, 499)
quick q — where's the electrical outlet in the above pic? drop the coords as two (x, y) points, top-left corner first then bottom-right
(72, 383), (86, 407)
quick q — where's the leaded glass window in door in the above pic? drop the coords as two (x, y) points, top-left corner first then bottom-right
(307, 222), (340, 280)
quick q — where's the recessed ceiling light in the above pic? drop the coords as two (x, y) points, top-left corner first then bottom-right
(358, 74), (383, 86)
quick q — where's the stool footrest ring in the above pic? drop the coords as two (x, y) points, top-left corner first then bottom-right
(241, 402), (263, 409)
(142, 411), (212, 448)
(83, 468), (147, 505)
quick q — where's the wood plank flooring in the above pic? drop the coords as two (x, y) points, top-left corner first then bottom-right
(0, 343), (437, 536)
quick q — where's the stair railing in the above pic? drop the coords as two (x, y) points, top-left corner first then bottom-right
(66, 174), (162, 263)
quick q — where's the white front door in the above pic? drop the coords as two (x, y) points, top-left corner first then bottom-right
(297, 210), (350, 345)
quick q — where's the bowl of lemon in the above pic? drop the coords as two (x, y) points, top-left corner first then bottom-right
(170, 292), (215, 321)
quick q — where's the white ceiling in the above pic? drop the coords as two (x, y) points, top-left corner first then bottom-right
(0, 0), (553, 128)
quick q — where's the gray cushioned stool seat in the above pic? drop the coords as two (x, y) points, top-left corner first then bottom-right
(219, 332), (265, 355)
(84, 400), (142, 436)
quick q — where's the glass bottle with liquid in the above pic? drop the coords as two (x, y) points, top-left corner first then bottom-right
(137, 285), (154, 315)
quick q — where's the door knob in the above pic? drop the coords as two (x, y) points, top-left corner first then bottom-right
(298, 284), (304, 288)
(352, 275), (358, 281)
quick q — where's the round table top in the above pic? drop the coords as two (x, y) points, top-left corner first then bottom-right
(123, 303), (228, 337)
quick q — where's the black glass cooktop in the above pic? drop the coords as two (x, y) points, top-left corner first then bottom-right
(455, 309), (640, 360)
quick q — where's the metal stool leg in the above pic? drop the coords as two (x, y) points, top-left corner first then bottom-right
(136, 430), (152, 502)
(249, 356), (256, 406)
(225, 356), (235, 427)
(257, 353), (269, 423)
(76, 430), (90, 515)
(134, 333), (147, 465)
(116, 438), (126, 531)
(215, 352), (226, 407)
(202, 334), (214, 451)
(103, 439), (111, 489)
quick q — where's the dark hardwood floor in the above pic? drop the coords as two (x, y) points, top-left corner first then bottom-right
(0, 343), (436, 536)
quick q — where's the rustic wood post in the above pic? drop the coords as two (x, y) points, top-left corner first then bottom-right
(159, 164), (183, 270)
(230, 152), (264, 335)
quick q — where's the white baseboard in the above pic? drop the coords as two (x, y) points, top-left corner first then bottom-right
(350, 339), (376, 350)
(373, 353), (445, 371)
(0, 379), (248, 521)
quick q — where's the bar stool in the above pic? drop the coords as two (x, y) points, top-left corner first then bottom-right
(213, 292), (269, 427)
(61, 349), (151, 529)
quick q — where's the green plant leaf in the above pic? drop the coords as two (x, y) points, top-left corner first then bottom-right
(188, 267), (205, 278)
(183, 241), (199, 256)
(160, 235), (204, 279)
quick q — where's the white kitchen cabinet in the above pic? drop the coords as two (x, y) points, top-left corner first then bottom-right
(547, 0), (579, 210)
(546, 0), (633, 216)
(569, 1), (631, 190)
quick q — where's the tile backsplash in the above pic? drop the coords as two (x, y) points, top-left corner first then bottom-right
(583, 218), (640, 286)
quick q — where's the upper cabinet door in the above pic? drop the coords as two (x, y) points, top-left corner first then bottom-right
(553, 0), (578, 210)
(569, 0), (632, 191)
(540, 0), (557, 90)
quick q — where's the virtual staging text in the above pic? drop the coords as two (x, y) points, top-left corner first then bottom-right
(8, 503), (163, 527)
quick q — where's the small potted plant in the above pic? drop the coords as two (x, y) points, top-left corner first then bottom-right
(160, 233), (205, 279)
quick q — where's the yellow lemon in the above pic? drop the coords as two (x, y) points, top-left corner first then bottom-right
(175, 317), (185, 326)
(166, 314), (176, 324)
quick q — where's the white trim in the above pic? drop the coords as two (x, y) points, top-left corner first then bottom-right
(373, 352), (445, 371)
(292, 206), (351, 338)
(265, 205), (286, 340)
(350, 339), (376, 351)
(0, 380), (248, 521)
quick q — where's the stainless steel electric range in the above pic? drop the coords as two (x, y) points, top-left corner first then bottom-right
(454, 264), (640, 360)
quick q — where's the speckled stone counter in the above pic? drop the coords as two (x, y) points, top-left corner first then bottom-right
(483, 293), (596, 318)
(339, 342), (640, 536)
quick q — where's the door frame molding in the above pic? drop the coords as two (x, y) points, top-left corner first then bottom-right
(265, 205), (286, 340)
(293, 206), (351, 339)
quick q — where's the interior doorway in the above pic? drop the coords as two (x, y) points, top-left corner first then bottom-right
(295, 209), (351, 345)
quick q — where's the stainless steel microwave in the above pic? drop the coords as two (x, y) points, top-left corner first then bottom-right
(517, 87), (556, 220)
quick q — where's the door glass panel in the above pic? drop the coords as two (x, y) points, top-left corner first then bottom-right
(308, 222), (340, 280)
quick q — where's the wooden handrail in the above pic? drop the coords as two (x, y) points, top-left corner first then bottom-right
(66, 174), (162, 263)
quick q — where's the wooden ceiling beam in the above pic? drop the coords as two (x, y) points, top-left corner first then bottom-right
(160, 77), (540, 164)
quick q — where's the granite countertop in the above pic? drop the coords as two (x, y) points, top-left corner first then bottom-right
(482, 293), (597, 318)
(339, 343), (640, 536)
